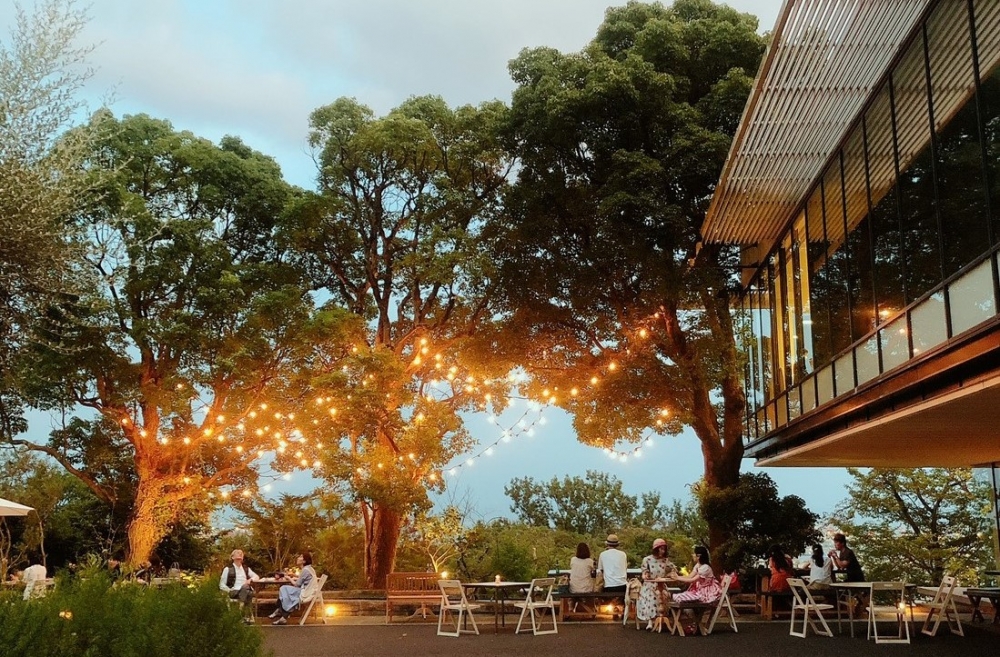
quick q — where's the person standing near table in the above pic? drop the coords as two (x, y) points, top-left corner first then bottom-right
(638, 538), (676, 630)
(220, 549), (260, 624)
(22, 561), (47, 600)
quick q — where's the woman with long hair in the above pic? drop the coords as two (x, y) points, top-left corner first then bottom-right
(767, 544), (793, 593)
(807, 543), (833, 591)
(671, 545), (722, 603)
(271, 552), (317, 625)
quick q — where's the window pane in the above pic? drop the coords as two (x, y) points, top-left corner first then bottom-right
(816, 364), (835, 406)
(806, 190), (834, 367)
(865, 84), (908, 324)
(974, 0), (1000, 246)
(835, 352), (856, 396)
(821, 162), (853, 355)
(844, 128), (876, 342)
(894, 32), (943, 300)
(801, 376), (817, 413)
(927, 0), (991, 275)
(911, 291), (948, 355)
(948, 257), (997, 334)
(855, 336), (881, 385)
(880, 315), (911, 372)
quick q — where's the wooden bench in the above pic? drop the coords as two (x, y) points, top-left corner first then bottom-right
(759, 590), (795, 620)
(552, 591), (624, 621)
(385, 572), (441, 623)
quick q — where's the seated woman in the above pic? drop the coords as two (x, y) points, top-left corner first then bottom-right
(671, 545), (721, 603)
(638, 538), (676, 630)
(569, 542), (595, 593)
(806, 543), (833, 591)
(767, 545), (793, 594)
(270, 552), (317, 625)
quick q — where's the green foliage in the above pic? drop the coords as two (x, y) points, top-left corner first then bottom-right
(504, 470), (666, 535)
(11, 111), (311, 565)
(0, 570), (267, 657)
(697, 472), (819, 572)
(831, 468), (994, 584)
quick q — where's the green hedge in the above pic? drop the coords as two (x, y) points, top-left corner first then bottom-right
(0, 574), (269, 657)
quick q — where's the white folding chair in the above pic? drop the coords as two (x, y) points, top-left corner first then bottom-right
(704, 573), (738, 635)
(514, 577), (558, 635)
(788, 578), (833, 638)
(622, 577), (642, 629)
(921, 575), (963, 637)
(297, 574), (329, 626)
(437, 579), (480, 637)
(867, 581), (909, 644)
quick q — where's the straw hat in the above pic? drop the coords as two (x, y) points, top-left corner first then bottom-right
(605, 534), (620, 547)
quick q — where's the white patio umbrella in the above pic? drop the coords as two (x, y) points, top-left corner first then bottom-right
(0, 497), (34, 516)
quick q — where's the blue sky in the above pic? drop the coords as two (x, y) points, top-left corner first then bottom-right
(5, 0), (859, 520)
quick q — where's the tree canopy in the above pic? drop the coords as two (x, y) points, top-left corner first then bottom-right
(832, 468), (995, 584)
(505, 469), (667, 535)
(11, 112), (312, 565)
(489, 0), (766, 560)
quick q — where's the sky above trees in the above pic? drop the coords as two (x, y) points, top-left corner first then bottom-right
(2, 0), (862, 522)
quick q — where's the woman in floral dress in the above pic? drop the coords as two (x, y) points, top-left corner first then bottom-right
(637, 538), (676, 629)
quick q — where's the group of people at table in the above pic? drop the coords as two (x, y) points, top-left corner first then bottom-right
(567, 532), (867, 629)
(218, 549), (316, 625)
(568, 534), (723, 630)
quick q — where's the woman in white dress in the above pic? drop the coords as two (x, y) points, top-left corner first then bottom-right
(271, 552), (317, 625)
(807, 543), (833, 591)
(637, 538), (676, 629)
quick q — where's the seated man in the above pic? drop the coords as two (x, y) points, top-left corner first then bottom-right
(219, 549), (260, 624)
(596, 534), (628, 617)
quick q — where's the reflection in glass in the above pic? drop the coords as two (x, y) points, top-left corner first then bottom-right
(816, 365), (834, 406)
(855, 336), (881, 385)
(835, 352), (856, 396)
(879, 316), (911, 373)
(948, 257), (997, 335)
(927, 1), (991, 276)
(911, 291), (949, 354)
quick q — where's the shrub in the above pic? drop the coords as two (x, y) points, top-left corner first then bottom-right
(0, 571), (269, 657)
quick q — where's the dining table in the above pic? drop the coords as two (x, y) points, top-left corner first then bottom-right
(462, 581), (530, 633)
(830, 581), (916, 639)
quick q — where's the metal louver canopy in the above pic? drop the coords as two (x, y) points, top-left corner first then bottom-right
(702, 0), (932, 246)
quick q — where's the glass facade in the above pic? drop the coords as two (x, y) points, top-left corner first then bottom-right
(743, 0), (1000, 442)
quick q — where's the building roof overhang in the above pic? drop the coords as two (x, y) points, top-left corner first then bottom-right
(702, 0), (933, 247)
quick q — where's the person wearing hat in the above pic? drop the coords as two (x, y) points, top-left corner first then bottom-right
(638, 538), (677, 629)
(596, 534), (629, 597)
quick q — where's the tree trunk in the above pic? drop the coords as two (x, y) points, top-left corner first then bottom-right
(365, 505), (402, 589)
(126, 477), (170, 568)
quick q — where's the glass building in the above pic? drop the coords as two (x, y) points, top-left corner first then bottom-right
(703, 0), (1000, 559)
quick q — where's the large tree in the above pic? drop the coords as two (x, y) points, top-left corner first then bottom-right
(832, 468), (994, 584)
(283, 95), (514, 587)
(0, 0), (105, 442)
(11, 113), (312, 566)
(490, 0), (765, 566)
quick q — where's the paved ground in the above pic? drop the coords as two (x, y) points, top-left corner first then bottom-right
(264, 619), (997, 657)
